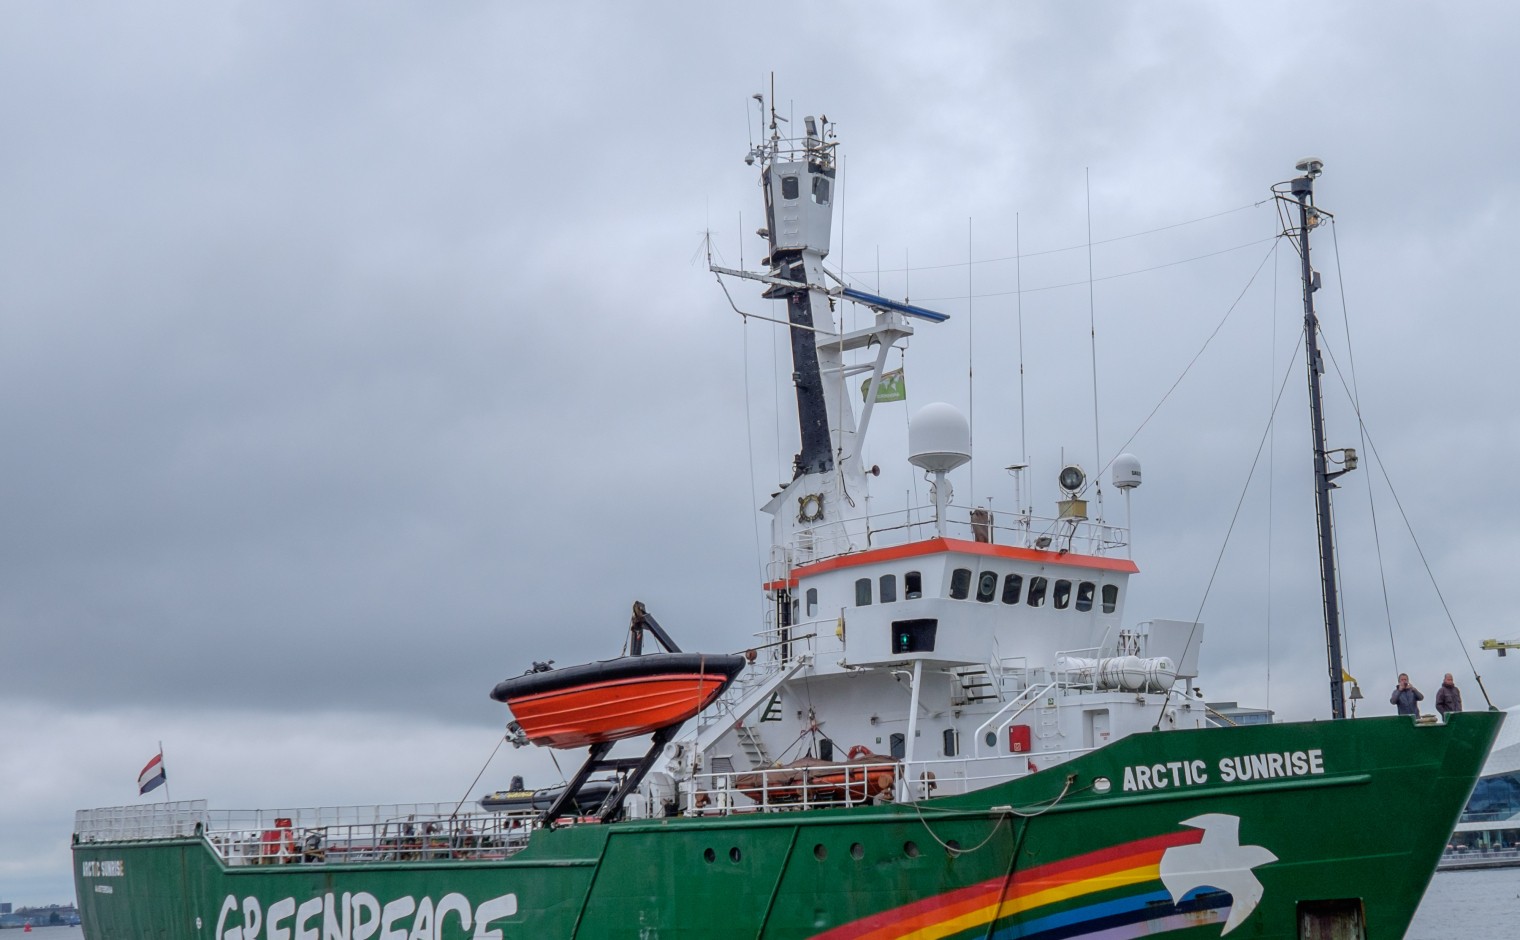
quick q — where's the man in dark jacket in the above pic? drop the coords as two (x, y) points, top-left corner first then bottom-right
(1436, 673), (1463, 718)
(1390, 673), (1423, 716)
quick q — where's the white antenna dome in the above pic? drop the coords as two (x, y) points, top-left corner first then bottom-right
(1112, 453), (1142, 490)
(908, 403), (971, 473)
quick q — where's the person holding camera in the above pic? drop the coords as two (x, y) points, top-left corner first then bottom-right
(1390, 673), (1423, 716)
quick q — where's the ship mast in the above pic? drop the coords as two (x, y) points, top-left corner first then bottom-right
(1287, 158), (1354, 720)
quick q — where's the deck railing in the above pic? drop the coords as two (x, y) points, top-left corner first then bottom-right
(75, 747), (1109, 865)
(75, 800), (546, 865)
(774, 503), (1130, 569)
(204, 809), (538, 866)
(683, 746), (1097, 816)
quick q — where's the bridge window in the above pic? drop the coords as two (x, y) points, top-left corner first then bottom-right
(1075, 582), (1095, 612)
(905, 571), (923, 599)
(976, 571), (998, 603)
(1027, 577), (1049, 607)
(782, 175), (799, 200)
(1053, 579), (1072, 610)
(950, 568), (972, 600)
(855, 578), (872, 606)
(1002, 574), (1023, 605)
(879, 574), (897, 603)
(1102, 584), (1119, 613)
(806, 588), (818, 617)
(812, 176), (831, 205)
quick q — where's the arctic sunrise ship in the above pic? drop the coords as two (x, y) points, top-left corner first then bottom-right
(72, 93), (1499, 940)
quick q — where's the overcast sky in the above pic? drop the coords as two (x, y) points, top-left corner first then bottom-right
(4, 1), (1519, 905)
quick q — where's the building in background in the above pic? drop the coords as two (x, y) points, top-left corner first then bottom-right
(1206, 701), (1274, 726)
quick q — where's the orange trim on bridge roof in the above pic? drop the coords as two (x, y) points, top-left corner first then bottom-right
(762, 537), (1137, 590)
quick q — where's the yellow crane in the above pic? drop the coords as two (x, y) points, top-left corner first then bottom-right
(1480, 639), (1520, 657)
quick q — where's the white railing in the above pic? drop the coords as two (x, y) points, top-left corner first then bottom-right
(204, 809), (539, 866)
(76, 746), (1113, 862)
(778, 504), (1129, 569)
(684, 746), (1100, 816)
(973, 683), (1057, 758)
(75, 800), (209, 842)
(75, 800), (550, 865)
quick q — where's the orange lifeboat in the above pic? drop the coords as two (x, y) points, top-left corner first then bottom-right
(491, 652), (746, 749)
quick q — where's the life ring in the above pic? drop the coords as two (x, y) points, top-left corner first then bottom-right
(797, 493), (825, 523)
(847, 744), (872, 761)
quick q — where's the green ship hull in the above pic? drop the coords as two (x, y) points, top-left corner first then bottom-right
(74, 711), (1499, 939)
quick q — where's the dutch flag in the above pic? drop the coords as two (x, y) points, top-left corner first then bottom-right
(138, 752), (167, 796)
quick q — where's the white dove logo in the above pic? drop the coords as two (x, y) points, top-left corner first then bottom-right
(1158, 813), (1278, 935)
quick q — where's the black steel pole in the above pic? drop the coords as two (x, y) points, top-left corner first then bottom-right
(1292, 170), (1347, 720)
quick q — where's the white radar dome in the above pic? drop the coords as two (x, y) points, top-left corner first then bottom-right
(1112, 453), (1142, 490)
(908, 403), (971, 473)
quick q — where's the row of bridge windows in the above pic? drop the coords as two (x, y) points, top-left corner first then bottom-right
(809, 571), (1119, 615)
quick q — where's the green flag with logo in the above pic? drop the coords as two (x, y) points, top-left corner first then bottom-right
(862, 368), (906, 403)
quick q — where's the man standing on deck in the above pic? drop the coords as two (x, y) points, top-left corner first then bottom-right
(1436, 673), (1463, 718)
(1390, 673), (1423, 716)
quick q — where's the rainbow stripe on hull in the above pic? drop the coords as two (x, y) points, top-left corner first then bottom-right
(815, 828), (1243, 939)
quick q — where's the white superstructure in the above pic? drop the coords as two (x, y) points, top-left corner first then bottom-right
(633, 98), (1209, 818)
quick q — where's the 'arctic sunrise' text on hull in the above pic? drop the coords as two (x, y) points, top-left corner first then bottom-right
(1122, 749), (1325, 791)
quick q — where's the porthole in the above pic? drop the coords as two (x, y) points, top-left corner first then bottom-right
(904, 841), (921, 858)
(730, 847), (743, 863)
(976, 571), (998, 603)
(985, 731), (997, 747)
(850, 842), (864, 861)
(814, 843), (828, 861)
(945, 839), (962, 856)
(703, 848), (716, 863)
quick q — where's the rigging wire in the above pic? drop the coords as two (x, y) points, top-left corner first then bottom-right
(451, 733), (507, 819)
(915, 236), (1278, 304)
(1102, 241), (1281, 476)
(1315, 336), (1495, 708)
(1329, 220), (1400, 676)
(1326, 443), (1355, 693)
(1154, 332), (1306, 728)
(968, 217), (974, 500)
(740, 309), (766, 588)
(1265, 238), (1279, 715)
(1085, 169), (1103, 513)
(1016, 213), (1029, 492)
(844, 201), (1269, 276)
